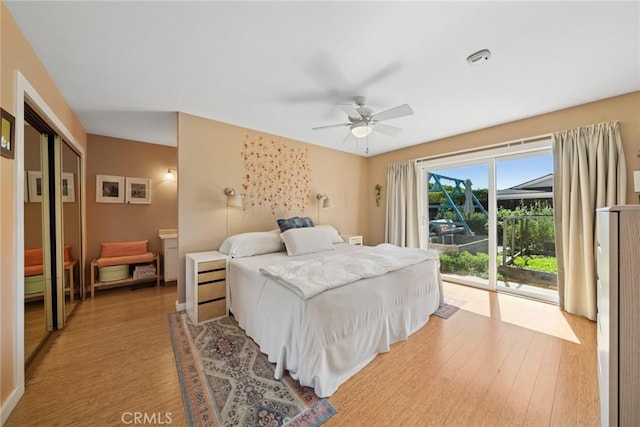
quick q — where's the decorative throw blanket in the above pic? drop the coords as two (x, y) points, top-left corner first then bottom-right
(260, 244), (439, 299)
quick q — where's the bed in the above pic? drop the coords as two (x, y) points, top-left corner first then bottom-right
(222, 225), (443, 397)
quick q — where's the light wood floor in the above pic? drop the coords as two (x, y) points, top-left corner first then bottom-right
(327, 284), (599, 426)
(7, 282), (599, 426)
(7, 284), (186, 427)
(24, 296), (79, 364)
(24, 300), (48, 364)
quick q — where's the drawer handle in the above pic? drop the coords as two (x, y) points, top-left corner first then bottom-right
(199, 268), (225, 273)
(199, 278), (225, 285)
(198, 296), (225, 305)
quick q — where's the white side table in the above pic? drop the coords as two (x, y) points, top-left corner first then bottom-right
(341, 235), (363, 246)
(158, 228), (178, 282)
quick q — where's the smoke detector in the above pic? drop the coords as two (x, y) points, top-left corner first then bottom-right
(467, 49), (491, 66)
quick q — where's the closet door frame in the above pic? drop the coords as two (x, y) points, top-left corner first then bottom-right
(40, 134), (66, 329)
(39, 133), (55, 331)
(9, 72), (86, 416)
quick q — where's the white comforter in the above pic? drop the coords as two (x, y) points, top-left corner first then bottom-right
(260, 244), (439, 299)
(228, 243), (443, 397)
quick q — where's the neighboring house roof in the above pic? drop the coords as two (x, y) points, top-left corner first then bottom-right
(509, 173), (553, 191)
(497, 173), (553, 200)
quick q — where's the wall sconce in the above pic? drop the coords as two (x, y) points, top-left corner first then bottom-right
(224, 188), (242, 236)
(316, 193), (332, 208)
(164, 168), (177, 181)
(316, 193), (332, 224)
(224, 188), (242, 208)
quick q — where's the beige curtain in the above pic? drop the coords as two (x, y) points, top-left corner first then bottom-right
(553, 121), (626, 320)
(385, 160), (420, 247)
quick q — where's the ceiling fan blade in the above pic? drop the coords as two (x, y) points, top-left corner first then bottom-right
(372, 123), (403, 137)
(341, 131), (356, 144)
(358, 62), (401, 90)
(336, 104), (361, 119)
(312, 123), (350, 130)
(281, 91), (338, 103)
(371, 104), (414, 122)
(308, 52), (349, 92)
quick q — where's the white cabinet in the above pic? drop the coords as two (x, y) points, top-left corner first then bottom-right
(596, 206), (640, 426)
(159, 229), (178, 282)
(185, 251), (228, 324)
(341, 234), (363, 245)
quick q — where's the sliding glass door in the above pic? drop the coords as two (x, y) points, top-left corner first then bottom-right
(423, 162), (493, 290)
(419, 140), (557, 302)
(495, 153), (556, 302)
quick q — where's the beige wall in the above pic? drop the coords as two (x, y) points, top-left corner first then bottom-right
(367, 91), (640, 245)
(86, 134), (177, 287)
(177, 112), (368, 303)
(1, 2), (87, 408)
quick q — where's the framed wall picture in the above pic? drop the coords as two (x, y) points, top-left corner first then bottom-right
(27, 171), (43, 202)
(1, 108), (15, 159)
(62, 172), (75, 203)
(125, 177), (151, 204)
(96, 174), (124, 203)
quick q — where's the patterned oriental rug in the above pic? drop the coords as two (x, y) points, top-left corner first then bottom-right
(168, 312), (336, 426)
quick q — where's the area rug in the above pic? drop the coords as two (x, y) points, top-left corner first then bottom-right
(433, 303), (460, 319)
(168, 312), (336, 426)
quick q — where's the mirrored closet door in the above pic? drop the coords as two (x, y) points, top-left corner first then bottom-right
(23, 104), (83, 366)
(62, 140), (83, 317)
(23, 122), (49, 364)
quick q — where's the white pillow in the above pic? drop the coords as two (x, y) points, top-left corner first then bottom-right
(219, 230), (284, 258)
(280, 227), (335, 256)
(315, 225), (344, 244)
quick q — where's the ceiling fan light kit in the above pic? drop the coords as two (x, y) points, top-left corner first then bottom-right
(351, 123), (373, 138)
(312, 96), (414, 148)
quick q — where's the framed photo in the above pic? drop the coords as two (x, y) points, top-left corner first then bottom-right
(125, 177), (151, 204)
(96, 174), (124, 203)
(62, 172), (75, 203)
(1, 108), (15, 159)
(27, 171), (43, 203)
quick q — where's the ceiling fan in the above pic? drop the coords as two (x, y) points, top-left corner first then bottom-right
(312, 96), (414, 141)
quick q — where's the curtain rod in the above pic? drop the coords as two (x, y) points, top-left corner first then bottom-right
(415, 132), (553, 164)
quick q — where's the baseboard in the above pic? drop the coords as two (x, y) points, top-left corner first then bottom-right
(1, 384), (23, 425)
(175, 300), (186, 312)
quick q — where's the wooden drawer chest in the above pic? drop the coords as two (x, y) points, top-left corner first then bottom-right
(185, 251), (228, 324)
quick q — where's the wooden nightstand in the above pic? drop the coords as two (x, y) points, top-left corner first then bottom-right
(342, 235), (363, 246)
(185, 251), (228, 324)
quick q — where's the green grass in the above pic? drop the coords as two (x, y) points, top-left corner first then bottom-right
(439, 252), (489, 279)
(440, 251), (557, 277)
(511, 255), (557, 273)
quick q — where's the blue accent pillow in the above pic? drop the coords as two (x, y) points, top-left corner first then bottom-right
(299, 216), (315, 227)
(277, 216), (315, 232)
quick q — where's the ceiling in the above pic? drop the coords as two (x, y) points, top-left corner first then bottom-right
(5, 1), (640, 157)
